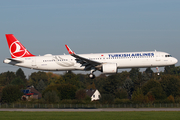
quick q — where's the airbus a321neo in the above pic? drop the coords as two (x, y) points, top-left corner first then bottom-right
(3, 34), (178, 79)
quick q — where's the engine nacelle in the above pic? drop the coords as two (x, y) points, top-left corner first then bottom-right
(102, 63), (117, 73)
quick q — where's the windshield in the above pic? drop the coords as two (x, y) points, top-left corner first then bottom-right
(165, 55), (172, 57)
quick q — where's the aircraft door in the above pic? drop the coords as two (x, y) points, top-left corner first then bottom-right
(32, 58), (37, 68)
(156, 53), (161, 61)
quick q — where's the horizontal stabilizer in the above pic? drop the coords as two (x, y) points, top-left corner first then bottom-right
(5, 58), (23, 63)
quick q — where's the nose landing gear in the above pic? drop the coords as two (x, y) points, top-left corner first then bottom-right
(156, 67), (160, 75)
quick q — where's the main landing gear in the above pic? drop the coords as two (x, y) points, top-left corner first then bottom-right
(89, 73), (95, 79)
(89, 69), (96, 79)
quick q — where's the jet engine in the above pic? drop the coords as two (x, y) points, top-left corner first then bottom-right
(101, 63), (117, 73)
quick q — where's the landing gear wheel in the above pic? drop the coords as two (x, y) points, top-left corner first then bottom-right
(89, 73), (95, 79)
(156, 67), (160, 75)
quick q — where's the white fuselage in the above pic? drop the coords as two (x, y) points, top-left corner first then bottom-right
(4, 51), (178, 72)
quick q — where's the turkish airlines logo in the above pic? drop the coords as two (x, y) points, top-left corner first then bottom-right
(10, 41), (27, 58)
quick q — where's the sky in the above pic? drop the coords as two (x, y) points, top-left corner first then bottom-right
(0, 0), (180, 77)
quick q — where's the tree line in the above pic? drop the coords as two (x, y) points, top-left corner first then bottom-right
(1, 65), (180, 104)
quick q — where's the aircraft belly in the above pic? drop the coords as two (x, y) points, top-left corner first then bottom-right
(15, 62), (34, 69)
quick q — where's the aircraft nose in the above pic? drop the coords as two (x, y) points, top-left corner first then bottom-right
(173, 58), (178, 64)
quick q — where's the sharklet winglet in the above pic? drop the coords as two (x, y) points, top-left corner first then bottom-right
(65, 44), (75, 55)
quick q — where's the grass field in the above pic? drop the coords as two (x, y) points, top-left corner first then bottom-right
(0, 111), (180, 120)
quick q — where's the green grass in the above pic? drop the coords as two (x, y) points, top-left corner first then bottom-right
(0, 111), (180, 120)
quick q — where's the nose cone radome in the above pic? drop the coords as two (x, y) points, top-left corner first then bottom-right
(173, 58), (178, 64)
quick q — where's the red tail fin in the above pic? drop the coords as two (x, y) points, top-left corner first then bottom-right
(5, 34), (35, 58)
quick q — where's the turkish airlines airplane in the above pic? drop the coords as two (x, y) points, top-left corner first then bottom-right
(4, 34), (178, 79)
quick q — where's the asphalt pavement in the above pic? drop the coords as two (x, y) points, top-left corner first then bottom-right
(0, 108), (180, 112)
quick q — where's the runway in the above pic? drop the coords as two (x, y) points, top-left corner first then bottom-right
(1, 108), (180, 112)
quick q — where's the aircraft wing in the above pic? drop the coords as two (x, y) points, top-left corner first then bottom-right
(65, 45), (102, 70)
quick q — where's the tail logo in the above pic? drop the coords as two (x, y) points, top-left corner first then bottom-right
(10, 41), (27, 58)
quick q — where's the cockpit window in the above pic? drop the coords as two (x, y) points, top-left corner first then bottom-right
(165, 55), (172, 57)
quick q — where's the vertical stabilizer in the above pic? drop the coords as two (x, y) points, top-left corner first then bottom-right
(5, 34), (35, 58)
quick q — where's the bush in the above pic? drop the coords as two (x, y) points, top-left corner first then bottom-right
(114, 98), (131, 104)
(43, 84), (77, 100)
(75, 89), (86, 100)
(60, 99), (83, 104)
(142, 79), (166, 100)
(175, 96), (180, 103)
(115, 89), (128, 99)
(131, 88), (150, 103)
(84, 96), (91, 102)
(44, 91), (59, 104)
(167, 95), (175, 103)
(1, 85), (23, 103)
(146, 92), (155, 103)
(100, 94), (114, 104)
